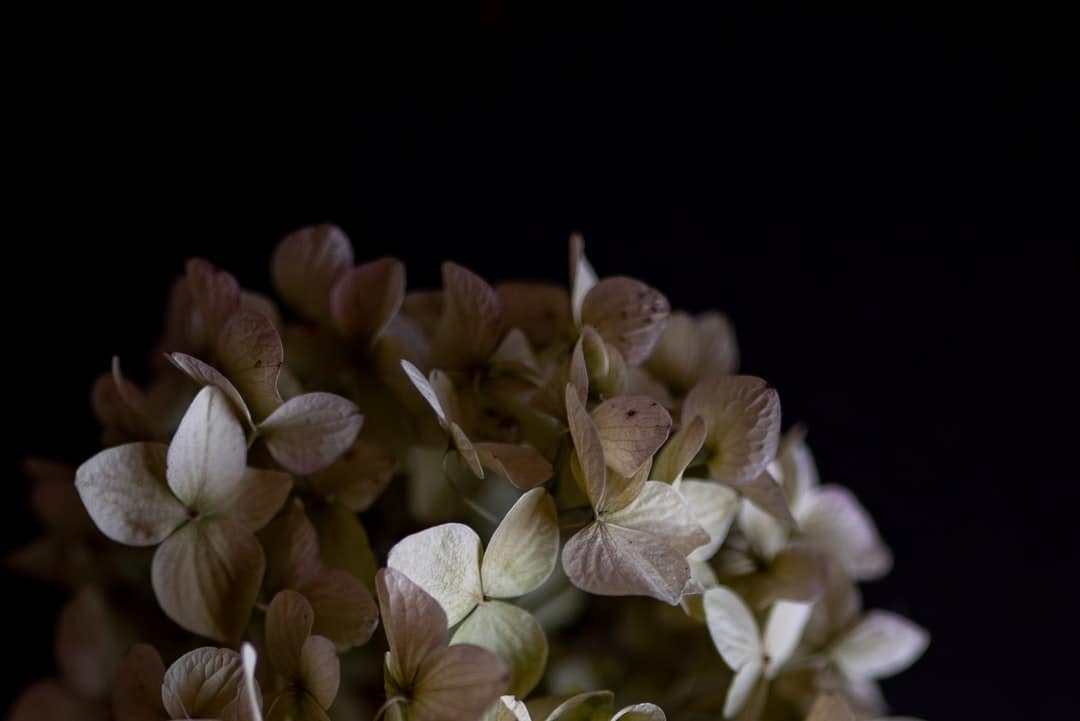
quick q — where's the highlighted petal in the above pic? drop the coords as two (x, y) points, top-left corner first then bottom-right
(388, 523), (484, 627)
(167, 385), (247, 513)
(482, 488), (559, 599)
(451, 600), (547, 697)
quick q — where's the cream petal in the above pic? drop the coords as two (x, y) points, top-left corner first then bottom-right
(387, 523), (484, 626)
(829, 611), (929, 680)
(703, 586), (762, 671)
(451, 600), (548, 697)
(481, 488), (559, 599)
(604, 481), (709, 556)
(580, 277), (669, 367)
(258, 392), (364, 475)
(590, 396), (671, 478)
(166, 385), (248, 513)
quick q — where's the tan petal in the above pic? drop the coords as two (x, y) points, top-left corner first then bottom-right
(330, 257), (406, 346)
(227, 467), (293, 532)
(297, 567), (379, 650)
(564, 385), (606, 512)
(272, 223), (354, 323)
(215, 310), (284, 421)
(590, 396), (671, 478)
(162, 646), (257, 720)
(258, 392), (364, 475)
(112, 644), (168, 721)
(738, 471), (797, 529)
(167, 385), (248, 513)
(412, 643), (509, 721)
(496, 282), (571, 347)
(166, 352), (253, 428)
(652, 416), (706, 484)
(400, 359), (450, 430)
(267, 589), (314, 681)
(646, 311), (737, 392)
(451, 600), (547, 697)
(299, 636), (340, 709)
(759, 545), (827, 607)
(388, 523), (483, 626)
(527, 690), (614, 721)
(56, 587), (120, 698)
(431, 262), (504, 370)
(375, 568), (449, 685)
(481, 488), (559, 599)
(805, 693), (856, 721)
(611, 703), (667, 721)
(568, 232), (597, 327)
(451, 422), (485, 479)
(7, 680), (85, 721)
(681, 375), (780, 487)
(309, 439), (397, 511)
(309, 502), (377, 586)
(75, 442), (187, 546)
(604, 481), (709, 556)
(580, 277), (669, 366)
(474, 443), (553, 491)
(24, 459), (90, 538)
(186, 258), (241, 344)
(561, 521), (695, 605)
(490, 328), (541, 378)
(261, 500), (321, 591)
(151, 519), (265, 643)
(401, 289), (444, 337)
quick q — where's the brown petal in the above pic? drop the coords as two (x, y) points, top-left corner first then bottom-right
(375, 568), (449, 686)
(299, 636), (340, 709)
(330, 257), (407, 346)
(161, 646), (255, 720)
(412, 644), (509, 721)
(267, 589), (314, 681)
(258, 392), (364, 475)
(165, 352), (253, 428)
(112, 644), (168, 721)
(431, 262), (504, 370)
(580, 277), (669, 366)
(272, 224), (354, 323)
(495, 282), (571, 347)
(309, 440), (397, 511)
(7, 680), (86, 721)
(186, 258), (241, 345)
(297, 568), (380, 650)
(474, 443), (553, 491)
(56, 587), (121, 698)
(215, 310), (284, 421)
(227, 467), (293, 532)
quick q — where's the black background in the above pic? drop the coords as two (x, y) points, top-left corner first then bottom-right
(4, 5), (1077, 720)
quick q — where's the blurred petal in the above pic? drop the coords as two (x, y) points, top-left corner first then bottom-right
(309, 439), (397, 511)
(829, 611), (929, 680)
(481, 488), (559, 599)
(56, 587), (121, 698)
(388, 523), (483, 626)
(186, 258), (241, 344)
(652, 416), (706, 484)
(452, 600), (547, 697)
(309, 502), (377, 587)
(496, 282), (571, 347)
(267, 589), (314, 681)
(590, 396), (671, 478)
(432, 262), (504, 370)
(475, 443), (553, 491)
(330, 257), (406, 346)
(738, 471), (797, 529)
(703, 586), (762, 670)
(272, 223), (354, 323)
(299, 635), (340, 709)
(227, 467), (293, 532)
(75, 442), (186, 546)
(581, 277), (669, 366)
(723, 663), (763, 719)
(258, 392), (364, 475)
(166, 385), (247, 513)
(112, 644), (168, 721)
(805, 693), (856, 721)
(297, 567), (379, 650)
(7, 680), (85, 721)
(569, 233), (597, 327)
(798, 486), (892, 580)
(151, 519), (264, 643)
(737, 499), (788, 562)
(762, 600), (813, 677)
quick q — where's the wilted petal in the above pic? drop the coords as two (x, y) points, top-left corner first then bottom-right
(227, 467), (293, 532)
(267, 589), (314, 681)
(761, 600), (813, 677)
(388, 523), (483, 626)
(678, 480), (739, 561)
(299, 635), (340, 709)
(527, 690), (614, 721)
(682, 375), (780, 487)
(310, 439), (396, 511)
(330, 257), (406, 346)
(496, 282), (571, 347)
(703, 586), (762, 671)
(162, 646), (257, 721)
(215, 310), (284, 421)
(481, 488), (559, 599)
(166, 352), (253, 428)
(166, 385), (248, 513)
(737, 500), (789, 562)
(375, 568), (449, 685)
(186, 258), (241, 344)
(401, 359), (450, 430)
(652, 417), (706, 484)
(590, 396), (671, 478)
(738, 471), (797, 529)
(611, 703), (667, 721)
(755, 545), (827, 607)
(452, 600), (547, 697)
(475, 443), (553, 491)
(258, 392), (364, 475)
(580, 277), (669, 367)
(604, 481), (709, 556)
(798, 486), (892, 580)
(272, 223), (354, 323)
(829, 611), (929, 680)
(75, 443), (187, 546)
(112, 644), (168, 721)
(412, 643), (509, 721)
(151, 519), (265, 643)
(56, 587), (120, 698)
(297, 567), (379, 650)
(564, 385), (606, 512)
(805, 693), (856, 721)
(562, 521), (695, 605)
(431, 262), (504, 370)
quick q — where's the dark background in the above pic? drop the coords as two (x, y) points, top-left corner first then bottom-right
(5, 6), (1077, 720)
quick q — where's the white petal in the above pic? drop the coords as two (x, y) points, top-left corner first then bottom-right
(604, 481), (709, 556)
(762, 600), (813, 677)
(401, 359), (449, 430)
(829, 611), (929, 680)
(451, 600), (548, 697)
(723, 662), (763, 719)
(798, 486), (892, 580)
(166, 385), (248, 513)
(703, 586), (762, 671)
(257, 392), (364, 475)
(737, 499), (788, 562)
(678, 480), (739, 561)
(75, 442), (187, 546)
(482, 488), (559, 599)
(388, 523), (484, 626)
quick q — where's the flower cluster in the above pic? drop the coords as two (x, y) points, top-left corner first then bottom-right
(6, 226), (927, 721)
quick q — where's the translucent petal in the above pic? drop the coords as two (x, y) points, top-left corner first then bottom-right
(214, 310), (284, 421)
(652, 416), (706, 484)
(590, 396), (671, 478)
(475, 443), (553, 491)
(330, 257), (406, 346)
(452, 600), (547, 697)
(258, 392), (364, 475)
(829, 611), (929, 680)
(482, 488), (559, 599)
(166, 352), (253, 428)
(388, 523), (484, 626)
(272, 223), (354, 323)
(431, 261), (504, 370)
(75, 442), (187, 546)
(151, 519), (265, 643)
(580, 277), (670, 367)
